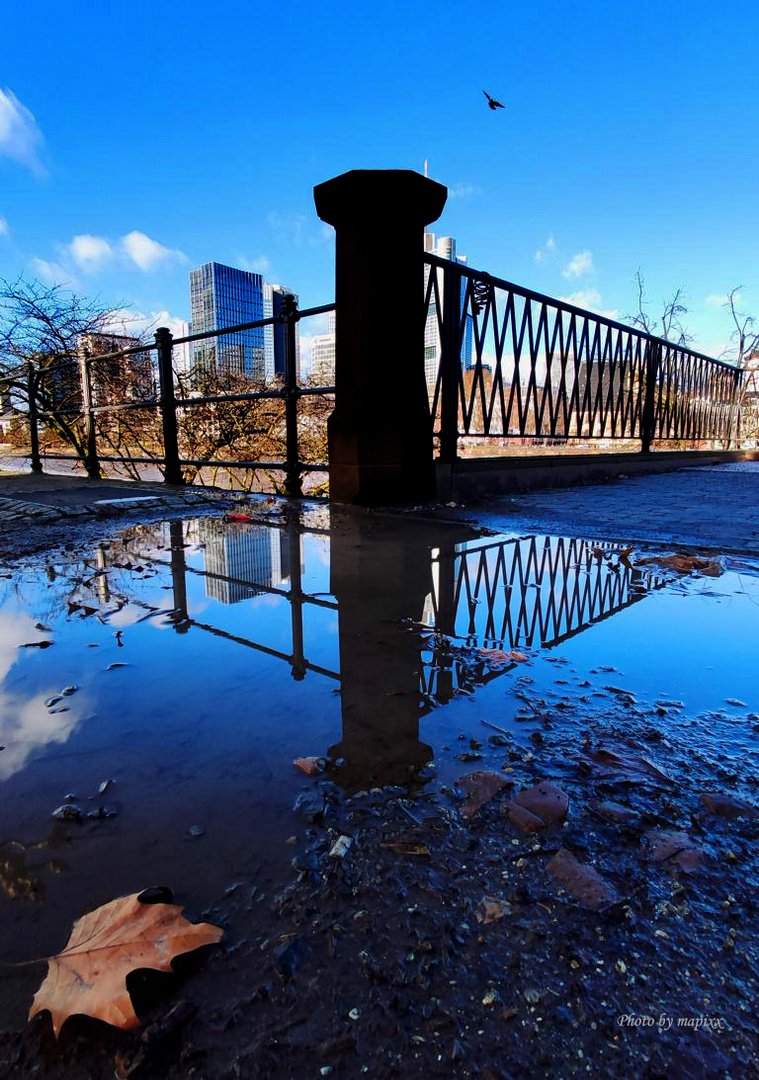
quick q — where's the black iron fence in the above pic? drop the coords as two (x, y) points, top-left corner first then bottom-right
(424, 252), (745, 458)
(13, 300), (336, 494)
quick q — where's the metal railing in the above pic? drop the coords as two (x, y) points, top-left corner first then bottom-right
(424, 253), (744, 459)
(16, 300), (336, 494)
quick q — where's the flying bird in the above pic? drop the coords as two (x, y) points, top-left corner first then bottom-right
(483, 90), (505, 111)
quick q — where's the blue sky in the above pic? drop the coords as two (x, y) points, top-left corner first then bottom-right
(1, 0), (757, 359)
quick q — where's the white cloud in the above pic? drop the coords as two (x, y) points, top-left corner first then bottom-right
(121, 231), (187, 272)
(534, 236), (556, 263)
(705, 293), (730, 309)
(562, 251), (594, 278)
(559, 288), (617, 320)
(238, 254), (272, 274)
(105, 307), (188, 340)
(0, 88), (45, 175)
(0, 215), (8, 236)
(268, 211), (333, 248)
(69, 233), (113, 272)
(448, 182), (482, 200)
(29, 256), (79, 289)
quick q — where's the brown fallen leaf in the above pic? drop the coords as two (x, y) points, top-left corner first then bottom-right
(293, 756), (323, 776)
(636, 553), (722, 577)
(700, 793), (759, 820)
(506, 781), (569, 833)
(646, 830), (704, 873)
(381, 843), (430, 857)
(458, 771), (511, 819)
(477, 648), (529, 667)
(476, 897), (513, 923)
(593, 800), (641, 826)
(29, 891), (224, 1036)
(546, 848), (618, 910)
(578, 745), (672, 786)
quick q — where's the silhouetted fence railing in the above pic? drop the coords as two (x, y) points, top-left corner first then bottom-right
(13, 300), (336, 495)
(424, 252), (744, 458)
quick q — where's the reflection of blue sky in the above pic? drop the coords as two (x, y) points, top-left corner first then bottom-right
(0, 518), (758, 796)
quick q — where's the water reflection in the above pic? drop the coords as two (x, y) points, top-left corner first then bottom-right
(85, 513), (663, 791)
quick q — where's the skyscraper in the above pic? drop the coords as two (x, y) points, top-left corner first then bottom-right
(189, 262), (266, 380)
(423, 232), (474, 384)
(309, 310), (336, 384)
(263, 282), (300, 381)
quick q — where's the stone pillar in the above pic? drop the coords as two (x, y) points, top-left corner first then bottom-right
(314, 169), (447, 504)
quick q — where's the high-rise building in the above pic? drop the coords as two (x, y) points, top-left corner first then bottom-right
(78, 332), (155, 405)
(309, 310), (336, 385)
(189, 262), (266, 380)
(263, 283), (300, 382)
(172, 320), (193, 380)
(423, 232), (474, 385)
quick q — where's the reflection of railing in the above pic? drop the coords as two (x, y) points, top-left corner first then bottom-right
(425, 253), (744, 459)
(431, 536), (660, 648)
(421, 536), (663, 703)
(110, 522), (662, 705)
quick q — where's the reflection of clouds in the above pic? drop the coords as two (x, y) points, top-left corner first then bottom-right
(0, 612), (86, 781)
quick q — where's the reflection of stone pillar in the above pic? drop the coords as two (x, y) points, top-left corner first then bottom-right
(314, 170), (447, 505)
(168, 521), (190, 634)
(327, 511), (475, 793)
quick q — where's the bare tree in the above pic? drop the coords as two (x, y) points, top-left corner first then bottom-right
(0, 276), (149, 469)
(721, 288), (759, 447)
(627, 269), (692, 345)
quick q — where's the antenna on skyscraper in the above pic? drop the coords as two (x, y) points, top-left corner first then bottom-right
(423, 159), (428, 178)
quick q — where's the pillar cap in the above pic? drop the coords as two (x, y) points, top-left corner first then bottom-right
(314, 169), (447, 228)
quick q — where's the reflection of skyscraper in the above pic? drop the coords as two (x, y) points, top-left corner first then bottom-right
(423, 232), (473, 385)
(189, 262), (266, 379)
(199, 521), (286, 604)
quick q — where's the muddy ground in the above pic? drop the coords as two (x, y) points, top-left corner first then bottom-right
(2, 635), (758, 1079)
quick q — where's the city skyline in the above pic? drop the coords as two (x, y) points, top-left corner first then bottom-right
(1, 1), (757, 367)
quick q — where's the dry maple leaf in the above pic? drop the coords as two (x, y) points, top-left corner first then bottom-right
(477, 648), (529, 667)
(29, 891), (223, 1037)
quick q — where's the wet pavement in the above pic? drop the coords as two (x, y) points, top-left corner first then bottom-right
(0, 497), (758, 1077)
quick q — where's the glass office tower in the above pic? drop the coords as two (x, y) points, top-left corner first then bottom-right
(189, 262), (266, 380)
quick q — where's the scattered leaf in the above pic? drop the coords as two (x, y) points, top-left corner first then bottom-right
(476, 897), (513, 923)
(293, 756), (324, 776)
(593, 800), (641, 826)
(477, 648), (529, 667)
(578, 745), (672, 786)
(637, 553), (722, 577)
(458, 771), (511, 819)
(29, 891), (223, 1036)
(546, 848), (618, 910)
(700, 793), (759, 820)
(507, 781), (569, 833)
(381, 842), (430, 857)
(647, 830), (704, 872)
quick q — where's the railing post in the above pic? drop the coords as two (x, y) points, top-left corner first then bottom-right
(155, 327), (184, 486)
(279, 295), (303, 497)
(314, 169), (447, 504)
(79, 351), (101, 478)
(641, 337), (660, 454)
(439, 262), (461, 464)
(26, 361), (43, 474)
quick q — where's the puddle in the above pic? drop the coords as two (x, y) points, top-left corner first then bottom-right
(1, 508), (758, 1068)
